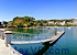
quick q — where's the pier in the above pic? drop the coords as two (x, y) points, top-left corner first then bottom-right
(11, 31), (65, 44)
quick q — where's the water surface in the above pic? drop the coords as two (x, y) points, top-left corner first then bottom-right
(12, 27), (77, 55)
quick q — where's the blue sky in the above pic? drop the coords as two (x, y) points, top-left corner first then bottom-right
(0, 0), (77, 21)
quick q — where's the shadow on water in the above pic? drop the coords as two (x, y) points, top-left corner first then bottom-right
(35, 32), (65, 55)
(35, 41), (58, 55)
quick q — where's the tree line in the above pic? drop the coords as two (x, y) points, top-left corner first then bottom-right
(0, 16), (76, 28)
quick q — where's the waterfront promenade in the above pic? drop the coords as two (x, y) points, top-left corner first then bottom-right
(0, 38), (22, 55)
(0, 39), (11, 55)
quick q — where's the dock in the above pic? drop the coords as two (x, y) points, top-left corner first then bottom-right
(0, 38), (22, 55)
(11, 31), (65, 44)
(0, 39), (11, 55)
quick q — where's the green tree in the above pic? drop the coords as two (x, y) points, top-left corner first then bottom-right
(12, 16), (35, 28)
(24, 16), (35, 22)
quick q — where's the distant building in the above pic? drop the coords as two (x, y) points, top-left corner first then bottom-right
(73, 19), (77, 25)
(47, 21), (54, 25)
(59, 21), (65, 25)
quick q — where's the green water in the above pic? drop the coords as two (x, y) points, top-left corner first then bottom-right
(10, 27), (55, 41)
(10, 28), (44, 34)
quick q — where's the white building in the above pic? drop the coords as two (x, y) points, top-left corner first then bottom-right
(73, 19), (77, 25)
